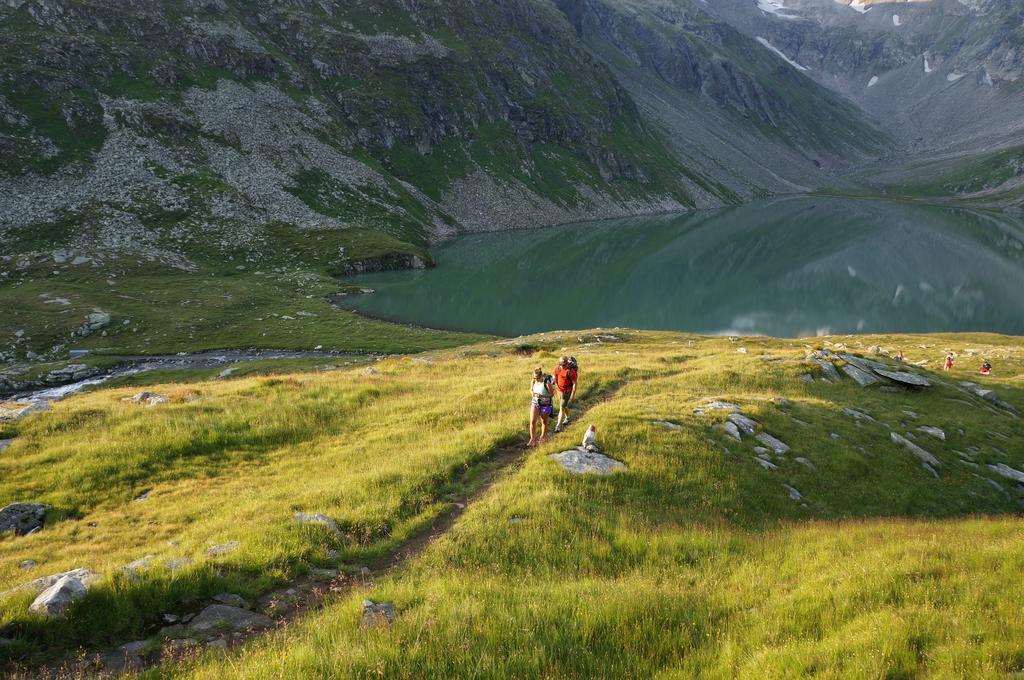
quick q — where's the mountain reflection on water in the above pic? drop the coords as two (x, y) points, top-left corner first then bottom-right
(343, 196), (1024, 338)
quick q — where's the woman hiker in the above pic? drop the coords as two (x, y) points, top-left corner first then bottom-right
(553, 355), (578, 433)
(528, 366), (555, 447)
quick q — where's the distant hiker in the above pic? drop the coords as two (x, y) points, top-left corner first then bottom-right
(944, 353), (955, 371)
(552, 355), (578, 433)
(528, 367), (555, 447)
(980, 360), (992, 375)
(896, 350), (905, 362)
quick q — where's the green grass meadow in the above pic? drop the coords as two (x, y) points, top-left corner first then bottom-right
(1, 331), (1023, 676)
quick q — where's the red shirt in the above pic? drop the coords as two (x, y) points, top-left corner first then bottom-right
(553, 366), (577, 393)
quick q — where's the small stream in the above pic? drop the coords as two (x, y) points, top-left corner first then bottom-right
(9, 350), (361, 405)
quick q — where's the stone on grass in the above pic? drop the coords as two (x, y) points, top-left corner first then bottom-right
(753, 446), (769, 455)
(756, 433), (790, 455)
(652, 420), (682, 431)
(16, 567), (99, 595)
(0, 438), (12, 452)
(549, 448), (626, 475)
(842, 408), (876, 423)
(29, 575), (88, 618)
(205, 541), (240, 557)
(164, 557), (192, 571)
(0, 503), (47, 536)
(0, 401), (50, 423)
(784, 485), (803, 502)
(890, 432), (940, 468)
(721, 421), (741, 441)
(294, 512), (346, 540)
(123, 392), (169, 407)
(362, 600), (396, 627)
(810, 358), (841, 382)
(753, 457), (779, 471)
(727, 413), (757, 435)
(917, 426), (945, 441)
(902, 410), (918, 420)
(841, 362), (879, 387)
(188, 604), (272, 634)
(213, 593), (249, 609)
(795, 457), (816, 470)
(987, 463), (1024, 484)
(19, 560), (37, 570)
(694, 401), (740, 415)
(874, 369), (930, 388)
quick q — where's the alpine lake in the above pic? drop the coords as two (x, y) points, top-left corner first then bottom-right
(341, 196), (1024, 338)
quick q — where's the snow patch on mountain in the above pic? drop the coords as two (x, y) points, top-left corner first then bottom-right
(756, 37), (808, 71)
(757, 0), (797, 19)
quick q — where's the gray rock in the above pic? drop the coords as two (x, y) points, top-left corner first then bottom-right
(917, 426), (945, 441)
(874, 369), (930, 388)
(123, 391), (169, 407)
(902, 410), (918, 419)
(721, 421), (741, 441)
(840, 353), (891, 373)
(105, 640), (151, 673)
(19, 559), (37, 570)
(549, 448), (626, 475)
(794, 457), (816, 470)
(890, 432), (941, 468)
(0, 502), (48, 536)
(727, 413), (757, 435)
(784, 485), (803, 502)
(753, 457), (779, 471)
(753, 446), (770, 455)
(188, 604), (272, 634)
(362, 599), (396, 627)
(122, 555), (156, 579)
(799, 373), (815, 383)
(960, 382), (998, 403)
(756, 433), (790, 455)
(29, 575), (88, 618)
(0, 401), (50, 422)
(14, 567), (99, 595)
(811, 358), (841, 382)
(213, 593), (249, 608)
(68, 349), (92, 359)
(842, 407), (876, 423)
(207, 639), (229, 651)
(987, 463), (1024, 484)
(694, 400), (740, 415)
(84, 310), (112, 331)
(652, 420), (683, 431)
(0, 438), (13, 452)
(205, 541), (240, 557)
(294, 512), (346, 539)
(164, 557), (193, 571)
(841, 362), (879, 387)
(921, 462), (939, 479)
(830, 433), (839, 440)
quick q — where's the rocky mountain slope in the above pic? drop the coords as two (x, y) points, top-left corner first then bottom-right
(702, 0), (1024, 205)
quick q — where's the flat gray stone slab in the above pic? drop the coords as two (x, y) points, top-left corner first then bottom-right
(811, 358), (841, 382)
(917, 426), (945, 441)
(841, 363), (879, 386)
(721, 421), (741, 441)
(727, 413), (757, 435)
(988, 463), (1024, 484)
(875, 369), (930, 387)
(549, 448), (626, 475)
(890, 432), (940, 468)
(756, 433), (790, 455)
(188, 604), (273, 634)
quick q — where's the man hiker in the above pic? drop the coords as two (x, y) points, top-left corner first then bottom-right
(553, 355), (578, 433)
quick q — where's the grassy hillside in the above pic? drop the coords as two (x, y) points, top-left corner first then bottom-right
(2, 330), (1023, 676)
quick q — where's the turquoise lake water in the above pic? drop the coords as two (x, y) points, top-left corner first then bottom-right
(342, 196), (1024, 338)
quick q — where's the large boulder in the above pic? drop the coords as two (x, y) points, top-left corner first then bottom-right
(188, 604), (273, 634)
(549, 448), (626, 475)
(16, 567), (100, 594)
(0, 502), (47, 536)
(727, 413), (757, 435)
(29, 575), (89, 618)
(987, 463), (1024, 484)
(841, 362), (879, 387)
